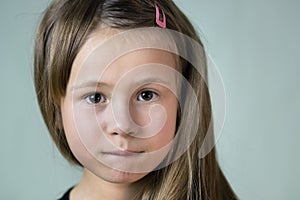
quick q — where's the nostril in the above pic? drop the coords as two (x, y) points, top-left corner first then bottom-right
(112, 130), (135, 136)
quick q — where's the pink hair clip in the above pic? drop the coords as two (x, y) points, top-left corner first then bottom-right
(154, 1), (166, 28)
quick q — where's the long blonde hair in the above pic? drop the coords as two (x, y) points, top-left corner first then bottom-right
(34, 0), (237, 199)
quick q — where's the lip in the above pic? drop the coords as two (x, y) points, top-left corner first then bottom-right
(102, 150), (144, 157)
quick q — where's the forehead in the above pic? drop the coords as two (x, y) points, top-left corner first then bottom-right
(103, 49), (176, 79)
(69, 28), (178, 87)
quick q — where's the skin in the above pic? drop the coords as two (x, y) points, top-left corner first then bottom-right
(60, 29), (179, 200)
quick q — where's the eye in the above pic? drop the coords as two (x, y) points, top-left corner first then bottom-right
(85, 93), (106, 104)
(137, 90), (159, 102)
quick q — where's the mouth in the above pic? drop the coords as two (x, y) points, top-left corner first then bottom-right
(102, 150), (145, 157)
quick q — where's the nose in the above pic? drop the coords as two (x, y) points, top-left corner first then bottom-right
(99, 98), (137, 137)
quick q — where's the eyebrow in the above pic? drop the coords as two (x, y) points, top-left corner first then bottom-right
(71, 81), (112, 90)
(134, 77), (172, 86)
(71, 77), (173, 90)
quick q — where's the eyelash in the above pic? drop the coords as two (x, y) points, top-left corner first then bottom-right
(84, 90), (159, 105)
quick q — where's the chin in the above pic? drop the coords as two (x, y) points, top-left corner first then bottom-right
(83, 157), (148, 184)
(98, 167), (148, 184)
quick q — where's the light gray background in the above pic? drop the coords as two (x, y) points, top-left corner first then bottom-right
(0, 0), (299, 199)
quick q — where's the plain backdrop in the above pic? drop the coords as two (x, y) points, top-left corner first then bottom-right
(0, 0), (299, 199)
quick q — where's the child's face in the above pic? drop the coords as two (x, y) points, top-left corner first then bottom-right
(61, 30), (180, 183)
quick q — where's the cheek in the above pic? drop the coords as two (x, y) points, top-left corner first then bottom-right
(61, 98), (106, 167)
(62, 100), (114, 155)
(145, 99), (178, 151)
(61, 101), (89, 160)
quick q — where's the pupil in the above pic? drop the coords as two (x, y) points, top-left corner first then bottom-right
(141, 91), (153, 101)
(91, 94), (101, 103)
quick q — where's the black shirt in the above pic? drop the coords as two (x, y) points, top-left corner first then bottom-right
(57, 187), (73, 200)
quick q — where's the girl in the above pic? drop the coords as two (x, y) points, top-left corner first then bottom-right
(34, 0), (237, 199)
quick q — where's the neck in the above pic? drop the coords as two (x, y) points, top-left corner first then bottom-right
(71, 169), (140, 200)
